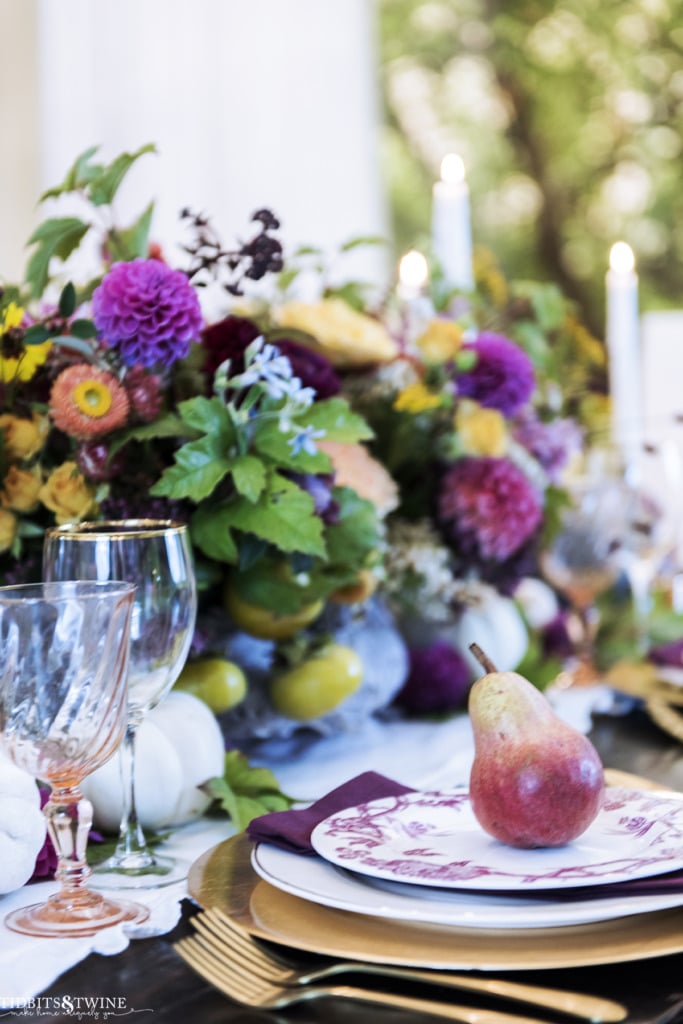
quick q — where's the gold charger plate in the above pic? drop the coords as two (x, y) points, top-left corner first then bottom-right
(188, 832), (683, 972)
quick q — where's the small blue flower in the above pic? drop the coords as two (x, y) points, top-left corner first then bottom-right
(288, 425), (326, 456)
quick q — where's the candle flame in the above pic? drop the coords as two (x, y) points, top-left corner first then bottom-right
(609, 241), (635, 274)
(399, 250), (429, 290)
(440, 153), (466, 185)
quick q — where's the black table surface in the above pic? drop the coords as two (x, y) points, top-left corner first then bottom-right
(36, 708), (683, 1024)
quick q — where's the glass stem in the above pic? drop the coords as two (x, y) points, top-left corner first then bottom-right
(46, 785), (95, 905)
(115, 721), (152, 862)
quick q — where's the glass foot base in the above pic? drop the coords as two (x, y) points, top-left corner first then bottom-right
(90, 853), (188, 890)
(5, 892), (149, 938)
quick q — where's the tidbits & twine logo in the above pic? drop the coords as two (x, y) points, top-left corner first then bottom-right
(0, 996), (154, 1019)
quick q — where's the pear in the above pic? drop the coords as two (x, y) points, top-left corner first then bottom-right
(467, 644), (605, 849)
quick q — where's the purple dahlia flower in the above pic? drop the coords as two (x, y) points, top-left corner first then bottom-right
(92, 259), (203, 369)
(395, 642), (471, 714)
(438, 456), (543, 561)
(457, 332), (535, 416)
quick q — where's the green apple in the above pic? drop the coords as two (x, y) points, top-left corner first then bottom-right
(270, 644), (363, 720)
(175, 657), (247, 714)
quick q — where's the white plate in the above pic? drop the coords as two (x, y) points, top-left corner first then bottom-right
(310, 786), (683, 891)
(252, 842), (683, 929)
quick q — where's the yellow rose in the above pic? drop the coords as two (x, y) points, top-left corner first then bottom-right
(393, 381), (442, 414)
(0, 508), (18, 553)
(0, 413), (49, 460)
(455, 400), (508, 457)
(1, 465), (43, 512)
(38, 462), (96, 525)
(274, 298), (398, 367)
(415, 319), (464, 363)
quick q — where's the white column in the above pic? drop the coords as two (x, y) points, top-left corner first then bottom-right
(31, 0), (388, 297)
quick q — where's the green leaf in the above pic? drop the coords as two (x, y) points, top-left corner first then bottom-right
(325, 487), (381, 565)
(25, 218), (90, 297)
(22, 324), (51, 346)
(58, 281), (76, 318)
(221, 472), (326, 557)
(252, 417), (331, 473)
(204, 751), (295, 832)
(190, 505), (239, 563)
(150, 436), (234, 501)
(339, 234), (387, 252)
(298, 397), (373, 442)
(108, 411), (189, 456)
(231, 454), (267, 502)
(39, 145), (102, 200)
(108, 201), (155, 261)
(178, 395), (235, 438)
(88, 143), (157, 207)
(68, 318), (98, 339)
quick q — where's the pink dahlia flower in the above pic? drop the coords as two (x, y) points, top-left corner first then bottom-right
(49, 364), (130, 440)
(438, 456), (543, 561)
(92, 258), (203, 368)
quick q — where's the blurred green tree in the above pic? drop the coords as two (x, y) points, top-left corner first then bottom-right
(378, 0), (683, 336)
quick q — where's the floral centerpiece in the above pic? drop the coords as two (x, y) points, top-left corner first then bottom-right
(0, 144), (606, 740)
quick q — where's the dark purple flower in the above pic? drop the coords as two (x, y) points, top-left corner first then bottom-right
(76, 440), (126, 482)
(274, 340), (341, 398)
(438, 456), (543, 561)
(92, 259), (203, 369)
(541, 612), (575, 661)
(649, 637), (683, 668)
(395, 642), (471, 714)
(513, 409), (583, 483)
(201, 314), (262, 378)
(29, 788), (58, 881)
(457, 332), (535, 416)
(124, 365), (164, 423)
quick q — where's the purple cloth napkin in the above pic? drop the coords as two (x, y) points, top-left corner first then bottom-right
(246, 770), (415, 855)
(247, 771), (683, 899)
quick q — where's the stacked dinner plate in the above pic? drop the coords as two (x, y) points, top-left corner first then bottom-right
(189, 784), (683, 972)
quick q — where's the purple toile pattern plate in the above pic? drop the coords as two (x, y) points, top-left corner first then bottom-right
(310, 787), (683, 891)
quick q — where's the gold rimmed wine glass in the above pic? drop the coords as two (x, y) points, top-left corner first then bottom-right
(43, 520), (197, 889)
(0, 580), (150, 937)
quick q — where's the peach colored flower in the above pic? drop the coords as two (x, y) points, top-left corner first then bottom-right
(274, 299), (398, 367)
(49, 365), (130, 440)
(38, 462), (96, 525)
(1, 465), (43, 513)
(0, 413), (48, 460)
(0, 508), (17, 553)
(318, 439), (399, 517)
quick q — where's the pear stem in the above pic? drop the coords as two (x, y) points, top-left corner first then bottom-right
(469, 643), (498, 675)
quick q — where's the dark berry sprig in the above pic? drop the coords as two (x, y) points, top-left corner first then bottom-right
(181, 207), (284, 295)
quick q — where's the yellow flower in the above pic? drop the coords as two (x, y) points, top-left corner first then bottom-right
(0, 413), (49, 460)
(274, 299), (398, 367)
(455, 400), (508, 457)
(0, 508), (18, 553)
(415, 319), (464, 363)
(38, 462), (96, 525)
(1, 465), (43, 513)
(0, 303), (52, 383)
(393, 381), (441, 414)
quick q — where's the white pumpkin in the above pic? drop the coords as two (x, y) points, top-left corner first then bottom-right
(81, 691), (225, 833)
(0, 751), (46, 895)
(443, 583), (529, 679)
(514, 576), (560, 630)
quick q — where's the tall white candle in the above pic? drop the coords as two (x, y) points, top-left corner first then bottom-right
(431, 154), (474, 292)
(606, 241), (641, 463)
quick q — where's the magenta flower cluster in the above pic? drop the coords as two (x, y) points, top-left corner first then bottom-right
(457, 332), (535, 416)
(92, 258), (203, 368)
(438, 456), (543, 561)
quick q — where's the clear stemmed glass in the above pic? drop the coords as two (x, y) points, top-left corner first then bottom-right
(619, 437), (683, 653)
(540, 467), (625, 686)
(0, 580), (150, 937)
(43, 520), (197, 889)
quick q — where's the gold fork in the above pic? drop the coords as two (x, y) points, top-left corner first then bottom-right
(187, 907), (627, 1023)
(175, 933), (576, 1023)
